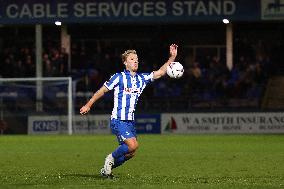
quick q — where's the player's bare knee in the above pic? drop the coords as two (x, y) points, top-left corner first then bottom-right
(127, 144), (137, 152)
(127, 141), (139, 152)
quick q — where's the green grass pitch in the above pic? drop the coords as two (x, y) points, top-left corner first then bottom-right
(0, 135), (283, 189)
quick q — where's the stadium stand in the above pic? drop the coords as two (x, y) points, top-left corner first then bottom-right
(0, 23), (282, 115)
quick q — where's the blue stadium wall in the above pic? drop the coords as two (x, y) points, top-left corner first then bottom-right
(0, 0), (283, 24)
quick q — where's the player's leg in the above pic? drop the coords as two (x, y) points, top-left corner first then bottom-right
(102, 119), (137, 175)
(111, 121), (138, 160)
(124, 120), (138, 159)
(112, 120), (138, 168)
(112, 137), (138, 169)
(112, 152), (136, 169)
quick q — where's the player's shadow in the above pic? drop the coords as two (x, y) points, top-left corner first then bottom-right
(64, 173), (103, 179)
(64, 173), (116, 180)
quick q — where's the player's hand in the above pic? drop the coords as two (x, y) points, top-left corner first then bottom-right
(80, 105), (90, 115)
(170, 44), (178, 58)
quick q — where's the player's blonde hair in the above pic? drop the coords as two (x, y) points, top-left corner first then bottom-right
(121, 50), (137, 62)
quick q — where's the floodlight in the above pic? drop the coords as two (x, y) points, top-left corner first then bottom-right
(55, 21), (62, 26)
(222, 19), (230, 24)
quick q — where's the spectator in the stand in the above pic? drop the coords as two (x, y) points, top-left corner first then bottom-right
(43, 53), (53, 77)
(14, 60), (25, 77)
(191, 61), (202, 79)
(214, 74), (229, 98)
(188, 61), (202, 93)
(51, 49), (64, 76)
(24, 55), (35, 77)
(227, 62), (240, 95)
(255, 54), (270, 81)
(60, 47), (69, 75)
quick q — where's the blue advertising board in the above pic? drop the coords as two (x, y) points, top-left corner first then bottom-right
(0, 0), (280, 24)
(135, 114), (161, 134)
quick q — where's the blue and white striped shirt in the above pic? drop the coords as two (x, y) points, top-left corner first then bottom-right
(104, 70), (154, 120)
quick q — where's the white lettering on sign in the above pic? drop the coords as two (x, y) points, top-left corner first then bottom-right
(73, 2), (167, 18)
(6, 3), (68, 18)
(3, 1), (236, 20)
(172, 0), (236, 16)
(162, 113), (284, 134)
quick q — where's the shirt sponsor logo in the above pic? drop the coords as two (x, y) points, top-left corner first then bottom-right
(124, 88), (141, 94)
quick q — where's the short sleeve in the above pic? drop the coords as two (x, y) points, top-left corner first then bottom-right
(141, 72), (154, 84)
(104, 73), (120, 90)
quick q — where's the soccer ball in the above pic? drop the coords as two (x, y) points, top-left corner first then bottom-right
(166, 62), (184, 79)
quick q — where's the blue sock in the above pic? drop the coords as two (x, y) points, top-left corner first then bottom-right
(112, 144), (129, 159)
(113, 155), (132, 169)
(112, 155), (126, 169)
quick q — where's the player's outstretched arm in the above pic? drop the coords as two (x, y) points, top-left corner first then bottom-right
(153, 44), (178, 80)
(80, 85), (109, 115)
